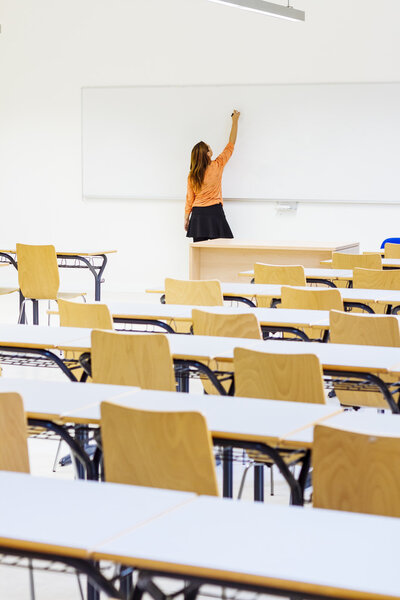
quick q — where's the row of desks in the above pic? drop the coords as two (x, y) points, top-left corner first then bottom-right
(3, 466), (400, 600)
(0, 324), (399, 408)
(149, 282), (400, 312)
(239, 262), (400, 286)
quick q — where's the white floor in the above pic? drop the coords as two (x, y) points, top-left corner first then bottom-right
(0, 288), (296, 599)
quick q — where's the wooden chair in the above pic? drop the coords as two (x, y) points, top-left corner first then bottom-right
(384, 242), (400, 259)
(329, 309), (400, 408)
(331, 252), (382, 270)
(234, 347), (326, 404)
(91, 330), (176, 391)
(0, 392), (29, 473)
(192, 309), (262, 339)
(254, 263), (307, 308)
(101, 401), (219, 495)
(165, 278), (223, 333)
(58, 299), (113, 329)
(192, 309), (262, 394)
(254, 263), (306, 286)
(165, 278), (223, 306)
(280, 286), (343, 311)
(313, 424), (400, 517)
(353, 267), (400, 290)
(16, 244), (86, 324)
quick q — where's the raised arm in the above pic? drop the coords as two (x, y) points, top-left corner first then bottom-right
(229, 110), (240, 145)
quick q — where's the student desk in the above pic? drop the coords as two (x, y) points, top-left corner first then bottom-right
(8, 377), (340, 501)
(0, 324), (91, 381)
(0, 471), (195, 600)
(71, 331), (400, 412)
(3, 472), (400, 600)
(189, 239), (359, 281)
(147, 281), (400, 312)
(108, 301), (330, 341)
(238, 266), (354, 287)
(0, 378), (139, 480)
(0, 248), (117, 301)
(216, 282), (400, 312)
(321, 257), (400, 269)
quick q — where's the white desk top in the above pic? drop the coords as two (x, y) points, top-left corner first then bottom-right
(56, 388), (341, 446)
(166, 334), (400, 374)
(10, 327), (397, 376)
(321, 257), (400, 267)
(0, 249), (117, 257)
(282, 408), (400, 445)
(0, 325), (92, 350)
(94, 495), (400, 599)
(107, 302), (328, 328)
(239, 267), (354, 280)
(0, 472), (195, 558)
(218, 282), (400, 305)
(0, 378), (139, 421)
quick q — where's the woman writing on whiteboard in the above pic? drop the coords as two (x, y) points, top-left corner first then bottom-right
(185, 110), (240, 242)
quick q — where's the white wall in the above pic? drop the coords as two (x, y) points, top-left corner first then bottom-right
(1, 0), (400, 293)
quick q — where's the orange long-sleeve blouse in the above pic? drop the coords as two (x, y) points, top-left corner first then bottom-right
(185, 142), (234, 215)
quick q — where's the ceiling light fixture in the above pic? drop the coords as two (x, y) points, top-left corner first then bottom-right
(207, 0), (305, 22)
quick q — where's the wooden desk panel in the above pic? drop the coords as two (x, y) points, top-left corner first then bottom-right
(189, 240), (359, 281)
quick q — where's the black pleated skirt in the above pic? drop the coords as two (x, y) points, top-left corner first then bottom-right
(186, 203), (233, 241)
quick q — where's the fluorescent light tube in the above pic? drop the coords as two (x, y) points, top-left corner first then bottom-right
(207, 0), (305, 21)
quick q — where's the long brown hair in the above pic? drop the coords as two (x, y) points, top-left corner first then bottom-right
(189, 141), (210, 192)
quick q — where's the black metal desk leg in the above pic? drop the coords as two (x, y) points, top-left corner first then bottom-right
(32, 299), (39, 325)
(254, 465), (264, 502)
(19, 291), (26, 324)
(222, 447), (233, 498)
(87, 563), (100, 600)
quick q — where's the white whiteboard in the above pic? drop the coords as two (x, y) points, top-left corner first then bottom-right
(82, 83), (400, 203)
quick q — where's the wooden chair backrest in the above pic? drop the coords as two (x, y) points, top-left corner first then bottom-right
(254, 263), (306, 286)
(91, 330), (176, 391)
(165, 278), (223, 306)
(281, 286), (343, 311)
(313, 424), (400, 517)
(330, 309), (400, 347)
(101, 402), (219, 496)
(0, 393), (29, 473)
(234, 347), (326, 404)
(58, 299), (113, 330)
(353, 267), (400, 290)
(384, 243), (400, 259)
(192, 309), (262, 339)
(16, 243), (60, 300)
(331, 252), (382, 270)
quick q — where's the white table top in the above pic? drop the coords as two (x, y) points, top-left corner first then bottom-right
(7, 326), (398, 376)
(321, 257), (400, 267)
(283, 408), (400, 445)
(0, 378), (139, 421)
(0, 472), (195, 558)
(52, 387), (341, 446)
(94, 495), (400, 599)
(0, 249), (117, 257)
(217, 282), (400, 305)
(0, 325), (92, 350)
(166, 334), (400, 374)
(107, 302), (328, 328)
(239, 267), (354, 280)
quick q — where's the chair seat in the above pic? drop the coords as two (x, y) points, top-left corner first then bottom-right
(0, 287), (18, 295)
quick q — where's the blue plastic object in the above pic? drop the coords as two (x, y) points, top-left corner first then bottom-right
(380, 237), (400, 249)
